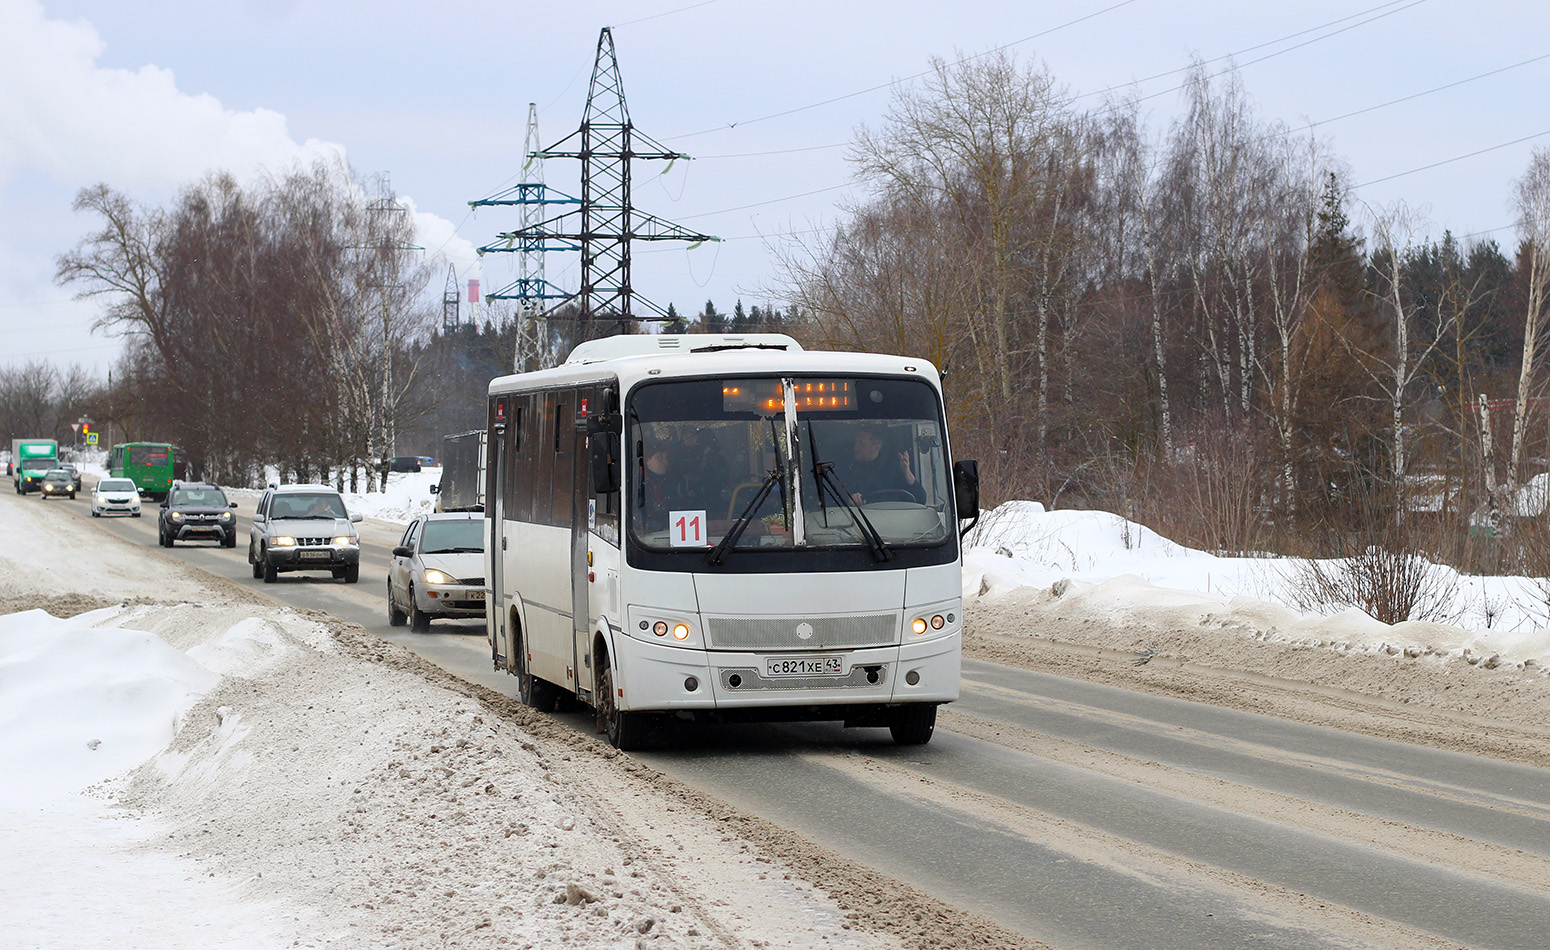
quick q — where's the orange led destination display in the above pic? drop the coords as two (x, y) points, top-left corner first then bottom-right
(722, 379), (856, 413)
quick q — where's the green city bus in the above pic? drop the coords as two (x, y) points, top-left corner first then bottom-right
(110, 442), (176, 499)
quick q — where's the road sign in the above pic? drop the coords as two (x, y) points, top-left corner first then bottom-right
(85, 433), (98, 445)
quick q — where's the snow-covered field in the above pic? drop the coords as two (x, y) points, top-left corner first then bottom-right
(5, 460), (1550, 947)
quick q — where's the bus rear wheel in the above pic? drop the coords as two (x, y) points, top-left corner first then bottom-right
(887, 704), (937, 745)
(598, 665), (646, 751)
(516, 647), (559, 713)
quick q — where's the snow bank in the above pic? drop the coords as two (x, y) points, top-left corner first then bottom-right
(0, 607), (218, 802)
(965, 501), (1550, 666)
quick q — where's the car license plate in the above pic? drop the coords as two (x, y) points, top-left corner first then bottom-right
(298, 550), (330, 560)
(765, 655), (844, 677)
(465, 590), (485, 601)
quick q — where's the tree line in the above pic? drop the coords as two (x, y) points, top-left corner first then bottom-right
(39, 159), (435, 490)
(776, 52), (1550, 568)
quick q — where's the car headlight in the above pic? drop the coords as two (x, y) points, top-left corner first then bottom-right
(219, 511), (233, 521)
(169, 511), (184, 522)
(423, 569), (455, 585)
(272, 536), (296, 547)
(332, 535), (356, 547)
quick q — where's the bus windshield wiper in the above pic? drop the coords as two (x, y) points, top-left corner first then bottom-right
(705, 469), (781, 566)
(811, 461), (892, 562)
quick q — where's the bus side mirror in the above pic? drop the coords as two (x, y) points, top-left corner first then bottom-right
(429, 483), (440, 495)
(590, 435), (620, 495)
(952, 460), (980, 520)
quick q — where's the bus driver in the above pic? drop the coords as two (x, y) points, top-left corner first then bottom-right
(844, 426), (922, 505)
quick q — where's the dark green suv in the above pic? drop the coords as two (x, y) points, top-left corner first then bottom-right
(158, 482), (238, 547)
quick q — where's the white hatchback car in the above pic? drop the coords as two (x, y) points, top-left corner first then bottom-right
(387, 512), (486, 632)
(90, 477), (142, 517)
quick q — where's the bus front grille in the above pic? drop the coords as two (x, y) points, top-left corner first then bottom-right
(704, 614), (897, 650)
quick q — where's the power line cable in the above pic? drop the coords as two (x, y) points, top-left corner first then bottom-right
(1354, 128), (1550, 188)
(667, 0), (1145, 140)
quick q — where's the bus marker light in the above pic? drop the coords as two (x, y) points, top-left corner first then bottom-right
(911, 618), (928, 635)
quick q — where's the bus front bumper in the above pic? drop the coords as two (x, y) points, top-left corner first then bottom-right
(610, 632), (960, 714)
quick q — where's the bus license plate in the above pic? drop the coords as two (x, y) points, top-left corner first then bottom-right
(765, 655), (844, 677)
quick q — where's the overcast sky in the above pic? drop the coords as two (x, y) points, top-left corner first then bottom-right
(3, 0), (1547, 376)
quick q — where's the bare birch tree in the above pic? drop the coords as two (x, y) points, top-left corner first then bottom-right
(1509, 147), (1550, 485)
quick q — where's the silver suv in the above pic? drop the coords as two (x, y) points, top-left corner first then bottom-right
(248, 484), (363, 583)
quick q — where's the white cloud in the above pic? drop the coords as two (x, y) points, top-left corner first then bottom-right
(0, 0), (345, 189)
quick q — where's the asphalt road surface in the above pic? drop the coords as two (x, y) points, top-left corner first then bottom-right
(51, 488), (1550, 949)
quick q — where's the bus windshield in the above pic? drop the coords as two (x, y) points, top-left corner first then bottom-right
(627, 376), (953, 554)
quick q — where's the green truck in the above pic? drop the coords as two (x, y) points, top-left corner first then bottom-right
(10, 439), (59, 494)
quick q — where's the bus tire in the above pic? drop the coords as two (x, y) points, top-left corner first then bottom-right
(887, 704), (937, 745)
(599, 665), (646, 751)
(518, 652), (559, 713)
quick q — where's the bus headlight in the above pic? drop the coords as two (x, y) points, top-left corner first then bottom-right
(672, 623), (690, 641)
(911, 618), (928, 635)
(652, 621), (668, 637)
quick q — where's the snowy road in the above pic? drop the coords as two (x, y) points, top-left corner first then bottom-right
(44, 492), (1550, 949)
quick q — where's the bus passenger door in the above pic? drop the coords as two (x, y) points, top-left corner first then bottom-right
(487, 399), (508, 669)
(570, 403), (591, 703)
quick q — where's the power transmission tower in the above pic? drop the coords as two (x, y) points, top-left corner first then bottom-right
(472, 104), (580, 372)
(358, 173), (422, 491)
(441, 264), (460, 333)
(498, 27), (720, 337)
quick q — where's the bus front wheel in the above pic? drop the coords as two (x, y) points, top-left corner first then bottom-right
(598, 665), (646, 751)
(887, 704), (937, 745)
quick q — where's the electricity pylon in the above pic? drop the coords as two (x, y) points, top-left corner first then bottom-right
(472, 103), (580, 371)
(497, 26), (719, 337)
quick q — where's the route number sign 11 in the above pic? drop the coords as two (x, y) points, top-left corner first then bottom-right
(669, 510), (709, 547)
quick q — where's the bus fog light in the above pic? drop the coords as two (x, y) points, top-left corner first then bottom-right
(684, 676), (699, 692)
(911, 618), (928, 635)
(728, 674), (743, 688)
(906, 670), (920, 686)
(672, 623), (690, 640)
(931, 614), (944, 630)
(652, 621), (668, 637)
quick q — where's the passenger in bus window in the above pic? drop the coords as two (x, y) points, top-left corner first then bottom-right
(843, 427), (922, 505)
(640, 441), (686, 527)
(673, 426), (729, 513)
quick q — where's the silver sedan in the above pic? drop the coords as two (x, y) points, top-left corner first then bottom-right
(386, 512), (486, 632)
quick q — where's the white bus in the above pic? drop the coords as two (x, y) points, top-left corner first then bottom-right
(483, 333), (979, 749)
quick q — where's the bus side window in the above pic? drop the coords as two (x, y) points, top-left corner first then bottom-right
(551, 397), (573, 527)
(531, 393), (555, 526)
